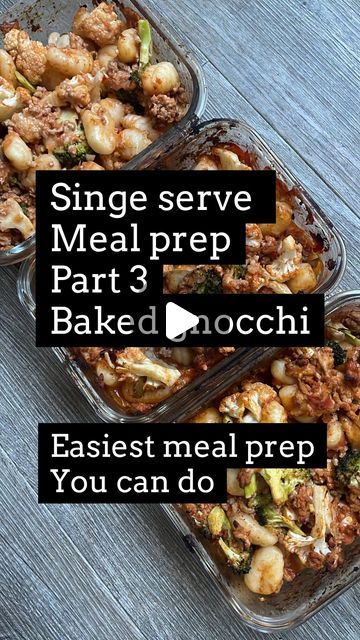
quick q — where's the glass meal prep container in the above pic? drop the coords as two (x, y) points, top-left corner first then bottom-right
(17, 117), (347, 422)
(17, 255), (244, 423)
(162, 290), (360, 632)
(0, 0), (207, 266)
(159, 118), (346, 297)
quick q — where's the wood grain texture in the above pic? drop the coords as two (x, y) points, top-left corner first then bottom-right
(0, 1), (359, 639)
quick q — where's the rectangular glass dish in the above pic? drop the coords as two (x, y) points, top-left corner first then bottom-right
(17, 255), (244, 423)
(158, 118), (346, 296)
(162, 290), (360, 632)
(17, 117), (347, 422)
(0, 0), (207, 265)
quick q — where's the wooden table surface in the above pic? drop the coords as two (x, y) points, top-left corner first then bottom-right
(1, 1), (359, 638)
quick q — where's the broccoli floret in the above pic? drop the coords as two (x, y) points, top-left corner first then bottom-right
(228, 264), (247, 280)
(138, 19), (152, 72)
(335, 449), (360, 490)
(207, 506), (232, 541)
(256, 504), (305, 536)
(326, 340), (347, 366)
(117, 89), (145, 114)
(260, 469), (310, 505)
(244, 473), (257, 499)
(191, 516), (212, 539)
(248, 492), (272, 509)
(191, 267), (223, 294)
(218, 538), (252, 574)
(130, 69), (141, 86)
(54, 140), (91, 167)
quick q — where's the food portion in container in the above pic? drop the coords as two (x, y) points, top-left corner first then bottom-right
(180, 307), (360, 596)
(0, 1), (188, 251)
(72, 345), (234, 415)
(164, 144), (324, 295)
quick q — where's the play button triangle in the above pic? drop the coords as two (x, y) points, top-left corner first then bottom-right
(166, 302), (199, 340)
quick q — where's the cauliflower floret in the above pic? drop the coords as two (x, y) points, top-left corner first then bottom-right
(53, 72), (102, 108)
(4, 29), (47, 85)
(246, 223), (263, 253)
(0, 78), (30, 122)
(115, 348), (181, 387)
(72, 3), (124, 47)
(0, 197), (34, 239)
(219, 382), (287, 423)
(265, 281), (292, 294)
(266, 235), (302, 282)
(222, 257), (269, 293)
(283, 485), (333, 562)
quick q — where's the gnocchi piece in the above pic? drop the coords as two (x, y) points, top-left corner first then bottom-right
(0, 49), (17, 85)
(232, 512), (278, 547)
(121, 114), (159, 141)
(47, 46), (93, 78)
(81, 101), (118, 155)
(20, 154), (61, 190)
(226, 468), (243, 495)
(278, 384), (297, 412)
(2, 131), (32, 170)
(74, 161), (105, 171)
(192, 407), (223, 423)
(0, 198), (34, 239)
(340, 415), (360, 448)
(244, 546), (284, 595)
(116, 128), (152, 161)
(97, 44), (118, 68)
(100, 97), (125, 125)
(41, 64), (67, 91)
(287, 262), (317, 293)
(271, 359), (296, 385)
(117, 28), (140, 64)
(171, 347), (194, 367)
(327, 416), (346, 450)
(194, 155), (218, 170)
(213, 147), (251, 171)
(259, 201), (293, 237)
(294, 415), (317, 423)
(141, 62), (180, 96)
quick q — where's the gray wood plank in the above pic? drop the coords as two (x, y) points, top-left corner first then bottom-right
(146, 0), (360, 215)
(0, 450), (146, 640)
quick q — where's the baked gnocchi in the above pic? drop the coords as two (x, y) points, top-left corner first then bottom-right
(0, 2), (188, 251)
(164, 144), (326, 296)
(181, 308), (360, 596)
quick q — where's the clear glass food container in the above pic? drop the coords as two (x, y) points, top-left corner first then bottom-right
(17, 255), (244, 423)
(17, 117), (347, 422)
(161, 290), (360, 632)
(0, 0), (207, 266)
(157, 118), (346, 296)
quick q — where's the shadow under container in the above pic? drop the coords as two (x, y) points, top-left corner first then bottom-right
(161, 290), (360, 632)
(0, 0), (207, 265)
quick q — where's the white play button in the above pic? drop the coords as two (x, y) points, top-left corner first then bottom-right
(166, 302), (199, 340)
